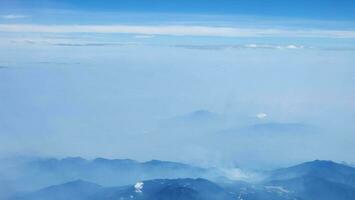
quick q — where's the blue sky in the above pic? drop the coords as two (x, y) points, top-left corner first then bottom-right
(2, 0), (355, 20)
(1, 0), (355, 49)
(0, 0), (355, 168)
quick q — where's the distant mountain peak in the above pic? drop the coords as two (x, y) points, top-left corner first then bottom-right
(92, 157), (139, 165)
(143, 159), (198, 169)
(275, 160), (349, 172)
(190, 109), (214, 116)
(60, 179), (100, 187)
(307, 159), (337, 165)
(293, 159), (346, 169)
(290, 159), (355, 174)
(61, 157), (87, 163)
(267, 160), (355, 188)
(174, 109), (218, 122)
(159, 109), (220, 129)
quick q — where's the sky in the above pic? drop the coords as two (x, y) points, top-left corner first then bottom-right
(0, 0), (355, 169)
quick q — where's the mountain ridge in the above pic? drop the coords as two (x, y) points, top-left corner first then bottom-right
(6, 159), (355, 200)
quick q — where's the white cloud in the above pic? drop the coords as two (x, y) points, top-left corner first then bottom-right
(222, 168), (249, 180)
(244, 44), (304, 49)
(221, 168), (263, 182)
(0, 24), (355, 38)
(256, 113), (268, 119)
(286, 44), (302, 49)
(173, 44), (307, 50)
(245, 44), (258, 48)
(2, 15), (28, 19)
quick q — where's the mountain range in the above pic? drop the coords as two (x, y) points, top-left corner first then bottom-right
(2, 158), (355, 200)
(11, 178), (300, 200)
(160, 110), (317, 136)
(264, 160), (355, 200)
(0, 157), (209, 192)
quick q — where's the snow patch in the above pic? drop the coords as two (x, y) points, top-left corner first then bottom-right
(134, 182), (144, 193)
(265, 186), (290, 193)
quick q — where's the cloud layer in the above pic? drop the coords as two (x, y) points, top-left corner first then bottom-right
(172, 44), (306, 50)
(1, 24), (355, 38)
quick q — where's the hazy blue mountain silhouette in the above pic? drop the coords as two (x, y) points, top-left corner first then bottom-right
(6, 157), (208, 192)
(11, 180), (101, 200)
(159, 110), (222, 130)
(268, 176), (355, 200)
(6, 159), (355, 200)
(172, 110), (218, 122)
(267, 160), (355, 186)
(10, 178), (301, 200)
(249, 123), (314, 133)
(219, 122), (316, 135)
(89, 178), (233, 200)
(265, 160), (355, 200)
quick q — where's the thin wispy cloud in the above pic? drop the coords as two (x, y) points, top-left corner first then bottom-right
(8, 38), (138, 47)
(244, 44), (305, 50)
(52, 42), (129, 47)
(34, 61), (81, 65)
(8, 37), (354, 51)
(172, 44), (306, 50)
(1, 15), (28, 19)
(134, 35), (155, 39)
(1, 24), (355, 38)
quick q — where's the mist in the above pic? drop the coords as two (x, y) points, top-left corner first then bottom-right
(1, 44), (354, 168)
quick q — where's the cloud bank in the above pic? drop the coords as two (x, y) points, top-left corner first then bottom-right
(1, 24), (355, 38)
